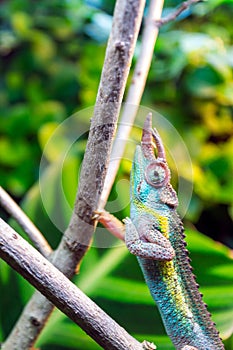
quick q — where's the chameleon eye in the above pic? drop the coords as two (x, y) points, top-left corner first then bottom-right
(145, 161), (170, 188)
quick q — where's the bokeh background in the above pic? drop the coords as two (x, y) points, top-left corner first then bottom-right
(0, 1), (233, 349)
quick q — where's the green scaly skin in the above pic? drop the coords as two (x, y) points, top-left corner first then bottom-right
(124, 113), (224, 350)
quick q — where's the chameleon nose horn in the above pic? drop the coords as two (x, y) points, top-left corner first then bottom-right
(151, 128), (166, 162)
(141, 113), (166, 162)
(141, 113), (155, 160)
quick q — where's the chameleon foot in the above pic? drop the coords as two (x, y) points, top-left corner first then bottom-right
(142, 340), (157, 349)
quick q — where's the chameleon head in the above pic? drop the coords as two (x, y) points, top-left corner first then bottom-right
(131, 113), (178, 208)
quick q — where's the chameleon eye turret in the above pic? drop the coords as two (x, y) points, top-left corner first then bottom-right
(145, 161), (169, 188)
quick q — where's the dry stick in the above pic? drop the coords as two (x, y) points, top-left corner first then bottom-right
(0, 186), (52, 258)
(156, 0), (203, 27)
(2, 1), (146, 349)
(0, 219), (143, 350)
(99, 0), (164, 208)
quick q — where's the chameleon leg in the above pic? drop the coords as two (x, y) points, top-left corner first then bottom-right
(124, 217), (175, 261)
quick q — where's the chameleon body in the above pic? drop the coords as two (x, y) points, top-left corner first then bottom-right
(124, 114), (224, 349)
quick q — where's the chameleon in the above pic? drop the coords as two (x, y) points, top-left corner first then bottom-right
(96, 113), (224, 349)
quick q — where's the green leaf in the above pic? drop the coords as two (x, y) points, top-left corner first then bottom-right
(91, 276), (152, 304)
(38, 316), (102, 349)
(11, 12), (32, 37)
(185, 66), (224, 98)
(0, 138), (30, 166)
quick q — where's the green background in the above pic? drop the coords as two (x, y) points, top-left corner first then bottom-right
(0, 0), (233, 349)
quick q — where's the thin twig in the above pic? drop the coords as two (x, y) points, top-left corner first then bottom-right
(99, 0), (164, 208)
(155, 0), (203, 27)
(0, 218), (144, 350)
(99, 0), (202, 208)
(2, 1), (146, 349)
(0, 186), (52, 258)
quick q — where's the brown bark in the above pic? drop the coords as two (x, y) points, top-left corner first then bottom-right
(2, 0), (145, 348)
(0, 219), (143, 350)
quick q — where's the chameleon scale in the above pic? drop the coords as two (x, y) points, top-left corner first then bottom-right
(97, 113), (224, 349)
(126, 113), (224, 349)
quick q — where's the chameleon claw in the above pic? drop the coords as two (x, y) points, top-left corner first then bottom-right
(142, 340), (157, 349)
(92, 209), (103, 220)
(122, 217), (131, 224)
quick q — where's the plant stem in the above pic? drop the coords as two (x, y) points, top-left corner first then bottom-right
(156, 0), (202, 27)
(99, 0), (164, 208)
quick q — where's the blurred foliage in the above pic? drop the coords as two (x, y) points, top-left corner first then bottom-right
(0, 0), (233, 349)
(144, 0), (233, 246)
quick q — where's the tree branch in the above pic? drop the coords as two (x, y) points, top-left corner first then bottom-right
(155, 0), (203, 27)
(2, 1), (146, 349)
(0, 186), (52, 258)
(99, 0), (164, 208)
(0, 218), (144, 350)
(62, 0), (146, 267)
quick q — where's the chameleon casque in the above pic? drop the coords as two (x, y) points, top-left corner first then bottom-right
(97, 113), (224, 349)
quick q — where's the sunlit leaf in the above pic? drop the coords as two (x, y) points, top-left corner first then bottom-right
(11, 12), (32, 37)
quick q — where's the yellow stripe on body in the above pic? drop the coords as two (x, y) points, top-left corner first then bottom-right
(132, 197), (170, 238)
(133, 197), (193, 319)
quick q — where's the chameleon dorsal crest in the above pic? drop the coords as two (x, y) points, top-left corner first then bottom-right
(127, 113), (224, 349)
(96, 113), (224, 349)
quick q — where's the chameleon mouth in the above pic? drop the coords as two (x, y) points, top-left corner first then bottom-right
(141, 113), (166, 162)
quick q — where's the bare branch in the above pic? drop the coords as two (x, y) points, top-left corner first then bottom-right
(155, 0), (203, 28)
(99, 0), (164, 208)
(64, 0), (146, 264)
(0, 186), (52, 258)
(2, 1), (146, 348)
(0, 218), (144, 350)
